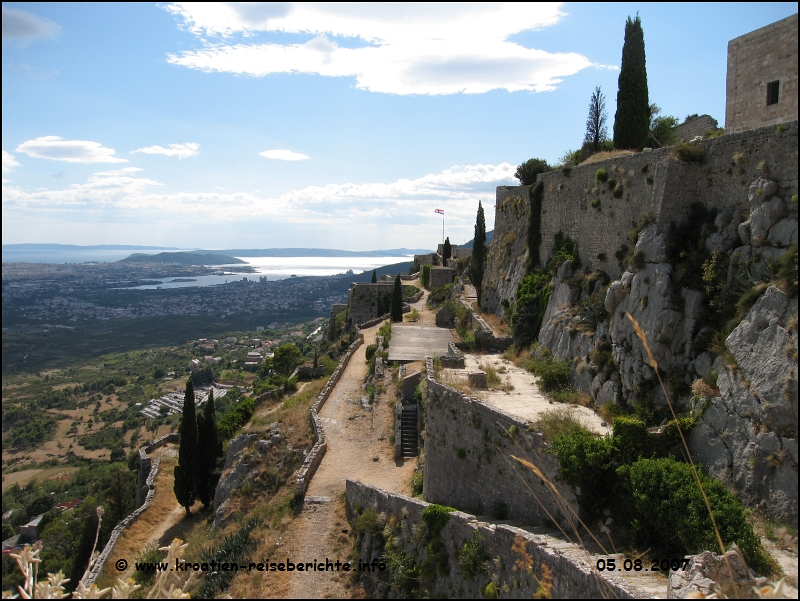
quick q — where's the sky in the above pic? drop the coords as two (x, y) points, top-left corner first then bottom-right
(2, 2), (797, 251)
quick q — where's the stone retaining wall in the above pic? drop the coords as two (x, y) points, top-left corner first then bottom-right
(90, 434), (177, 587)
(423, 358), (579, 529)
(346, 479), (645, 599)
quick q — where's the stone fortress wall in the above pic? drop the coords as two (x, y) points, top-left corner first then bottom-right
(482, 121), (798, 316)
(346, 479), (644, 599)
(422, 358), (579, 529)
(726, 13), (798, 133)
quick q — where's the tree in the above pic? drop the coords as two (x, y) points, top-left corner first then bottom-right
(272, 343), (303, 377)
(371, 269), (377, 283)
(584, 86), (608, 153)
(391, 274), (403, 322)
(648, 104), (678, 147)
(174, 380), (199, 516)
(514, 158), (550, 186)
(470, 201), (487, 306)
(442, 237), (452, 267)
(613, 14), (649, 150)
(197, 390), (222, 508)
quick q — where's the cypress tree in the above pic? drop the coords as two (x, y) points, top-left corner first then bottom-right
(470, 201), (487, 306)
(391, 274), (403, 322)
(371, 269), (377, 283)
(442, 237), (452, 267)
(174, 380), (199, 516)
(197, 389), (221, 509)
(613, 14), (649, 150)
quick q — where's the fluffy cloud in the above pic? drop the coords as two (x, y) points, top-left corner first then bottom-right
(131, 143), (200, 159)
(3, 163), (514, 229)
(2, 6), (59, 44)
(15, 136), (127, 164)
(3, 151), (21, 173)
(164, 3), (597, 95)
(93, 167), (145, 176)
(259, 149), (310, 161)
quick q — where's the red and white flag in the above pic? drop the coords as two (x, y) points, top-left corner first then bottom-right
(435, 209), (444, 214)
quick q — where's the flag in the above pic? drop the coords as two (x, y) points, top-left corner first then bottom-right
(435, 209), (444, 214)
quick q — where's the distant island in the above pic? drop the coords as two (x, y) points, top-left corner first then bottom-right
(119, 252), (246, 265)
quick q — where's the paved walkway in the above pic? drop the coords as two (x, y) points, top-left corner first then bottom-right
(280, 322), (417, 599)
(387, 324), (454, 362)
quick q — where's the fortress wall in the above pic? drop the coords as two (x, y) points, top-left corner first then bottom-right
(422, 359), (578, 529)
(482, 121), (798, 316)
(347, 282), (394, 327)
(346, 479), (644, 599)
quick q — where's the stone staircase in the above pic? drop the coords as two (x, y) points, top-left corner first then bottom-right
(400, 405), (419, 457)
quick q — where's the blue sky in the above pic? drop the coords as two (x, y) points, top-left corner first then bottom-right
(2, 2), (797, 250)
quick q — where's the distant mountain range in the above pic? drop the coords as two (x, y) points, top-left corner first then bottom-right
(460, 230), (494, 248)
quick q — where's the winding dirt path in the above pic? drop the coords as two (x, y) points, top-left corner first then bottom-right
(279, 321), (418, 599)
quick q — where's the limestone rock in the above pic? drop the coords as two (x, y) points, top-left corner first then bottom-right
(693, 352), (713, 379)
(748, 177), (778, 204)
(738, 220), (751, 245)
(668, 544), (760, 599)
(634, 224), (668, 263)
(767, 217), (798, 247)
(596, 380), (616, 405)
(706, 208), (742, 253)
(604, 280), (628, 313)
(749, 197), (787, 246)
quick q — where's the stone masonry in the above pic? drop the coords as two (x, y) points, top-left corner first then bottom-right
(482, 121), (798, 316)
(726, 14), (798, 133)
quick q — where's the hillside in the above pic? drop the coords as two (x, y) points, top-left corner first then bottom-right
(119, 252), (246, 265)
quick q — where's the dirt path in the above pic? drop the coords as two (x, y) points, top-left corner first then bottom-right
(280, 322), (418, 599)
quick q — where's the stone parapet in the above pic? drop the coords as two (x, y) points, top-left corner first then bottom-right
(346, 479), (645, 599)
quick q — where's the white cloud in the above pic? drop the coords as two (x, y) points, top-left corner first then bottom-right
(164, 3), (597, 95)
(131, 142), (200, 159)
(2, 6), (60, 44)
(2, 163), (513, 229)
(3, 151), (21, 172)
(93, 167), (145, 176)
(259, 149), (310, 161)
(15, 136), (127, 164)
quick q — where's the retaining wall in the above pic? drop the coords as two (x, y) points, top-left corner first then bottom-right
(423, 358), (579, 529)
(346, 479), (645, 599)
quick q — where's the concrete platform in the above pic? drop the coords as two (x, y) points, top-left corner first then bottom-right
(387, 324), (454, 362)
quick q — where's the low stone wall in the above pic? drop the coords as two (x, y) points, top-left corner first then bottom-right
(439, 342), (465, 368)
(400, 272), (420, 281)
(295, 332), (364, 497)
(471, 312), (513, 351)
(90, 453), (164, 586)
(136, 432), (179, 505)
(423, 358), (579, 529)
(346, 479), (644, 599)
(404, 289), (424, 303)
(358, 313), (390, 329)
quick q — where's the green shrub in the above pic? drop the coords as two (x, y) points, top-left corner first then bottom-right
(421, 504), (455, 539)
(675, 142), (705, 163)
(365, 344), (378, 363)
(595, 168), (609, 183)
(618, 457), (770, 572)
(591, 198), (601, 209)
(421, 264), (431, 289)
(607, 178), (617, 189)
(535, 360), (571, 392)
(411, 471), (423, 496)
(646, 175), (654, 185)
(547, 231), (581, 272)
(457, 448), (467, 459)
(612, 184), (624, 198)
(511, 272), (551, 347)
(515, 158), (551, 186)
(354, 508), (382, 536)
(378, 320), (392, 346)
(458, 530), (485, 579)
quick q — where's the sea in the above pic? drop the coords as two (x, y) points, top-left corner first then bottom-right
(1, 247), (413, 290)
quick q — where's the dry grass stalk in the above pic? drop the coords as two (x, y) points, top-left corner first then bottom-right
(511, 534), (553, 599)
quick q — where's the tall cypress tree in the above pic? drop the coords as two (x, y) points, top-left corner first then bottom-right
(391, 274), (403, 322)
(613, 14), (649, 150)
(197, 389), (221, 509)
(470, 201), (487, 306)
(174, 380), (199, 516)
(371, 269), (377, 283)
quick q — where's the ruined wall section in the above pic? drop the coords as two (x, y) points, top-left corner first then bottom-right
(347, 282), (394, 327)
